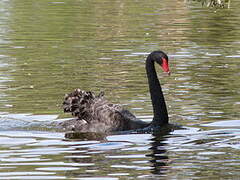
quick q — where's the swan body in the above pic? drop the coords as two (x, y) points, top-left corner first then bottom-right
(60, 89), (148, 132)
(59, 51), (170, 132)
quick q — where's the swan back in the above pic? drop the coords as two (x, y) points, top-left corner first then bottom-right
(62, 89), (133, 131)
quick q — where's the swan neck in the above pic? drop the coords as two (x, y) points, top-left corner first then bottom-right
(146, 56), (169, 125)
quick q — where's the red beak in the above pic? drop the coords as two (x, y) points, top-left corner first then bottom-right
(161, 58), (170, 75)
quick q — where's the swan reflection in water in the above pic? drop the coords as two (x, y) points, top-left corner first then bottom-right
(64, 124), (179, 177)
(148, 126), (173, 175)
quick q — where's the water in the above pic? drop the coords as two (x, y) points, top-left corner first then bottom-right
(0, 0), (240, 179)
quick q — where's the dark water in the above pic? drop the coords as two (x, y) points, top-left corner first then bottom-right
(0, 0), (240, 179)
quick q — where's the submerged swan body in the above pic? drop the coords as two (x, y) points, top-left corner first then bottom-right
(59, 51), (170, 132)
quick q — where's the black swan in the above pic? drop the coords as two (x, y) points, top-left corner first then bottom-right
(59, 51), (170, 132)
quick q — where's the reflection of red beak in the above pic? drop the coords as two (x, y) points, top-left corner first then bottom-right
(161, 58), (170, 76)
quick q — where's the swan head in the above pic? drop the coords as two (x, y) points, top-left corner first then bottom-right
(150, 51), (170, 75)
